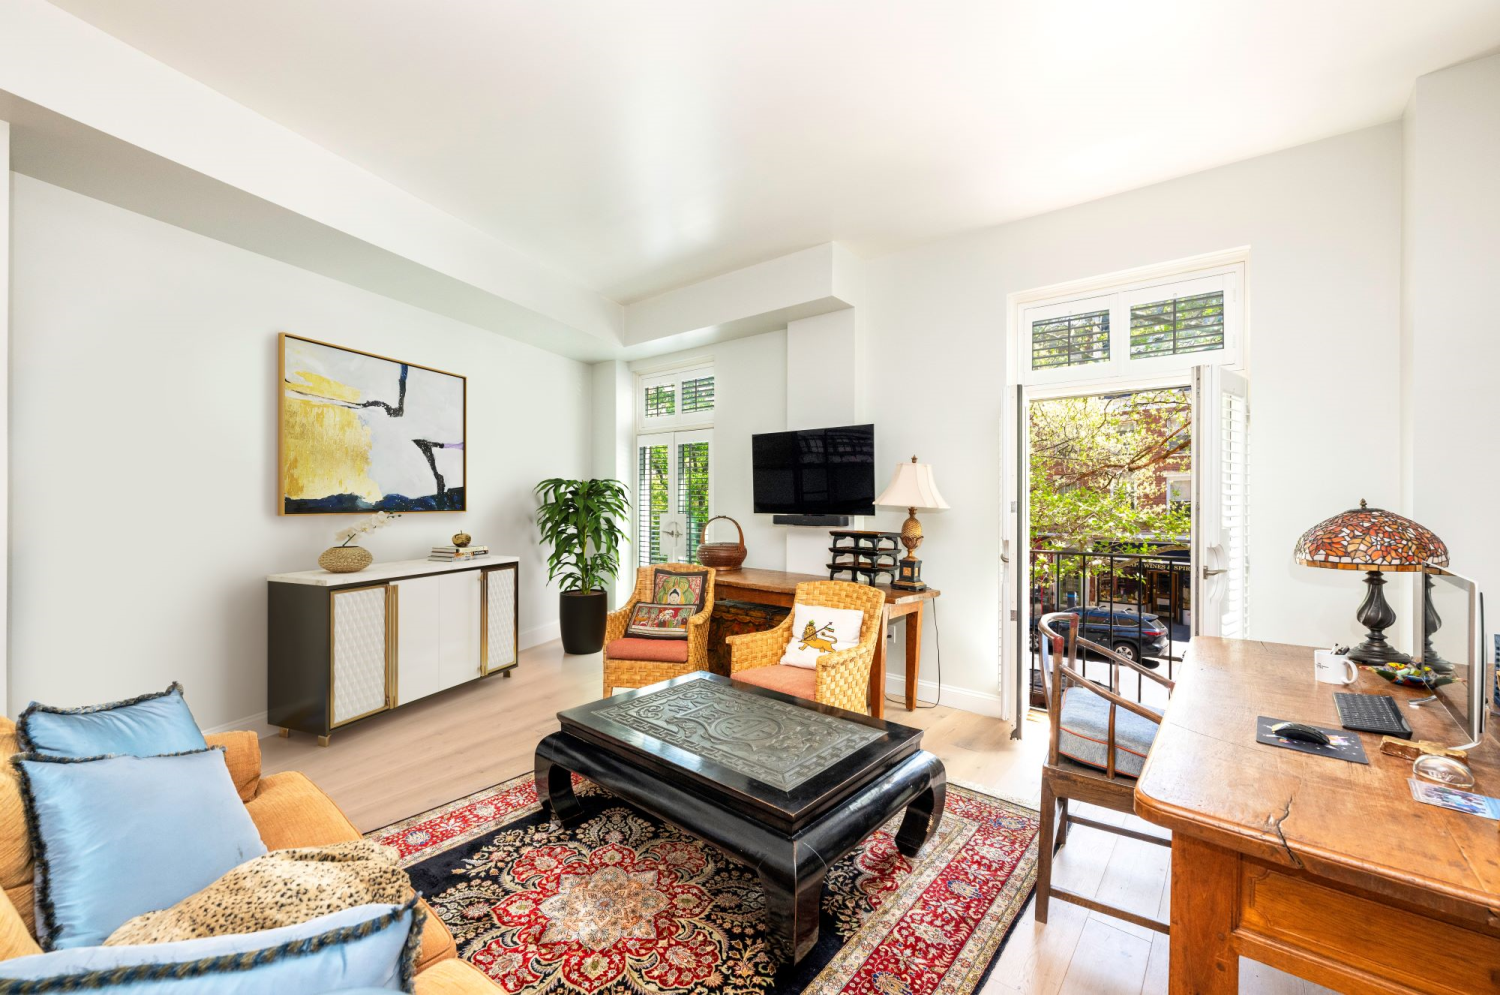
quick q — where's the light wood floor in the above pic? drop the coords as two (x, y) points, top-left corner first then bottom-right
(261, 640), (1332, 995)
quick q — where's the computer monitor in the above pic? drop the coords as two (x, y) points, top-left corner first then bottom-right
(1413, 564), (1491, 750)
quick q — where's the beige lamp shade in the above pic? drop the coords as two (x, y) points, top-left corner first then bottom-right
(876, 458), (949, 511)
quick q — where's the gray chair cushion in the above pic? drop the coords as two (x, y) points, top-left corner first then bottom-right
(1056, 686), (1162, 778)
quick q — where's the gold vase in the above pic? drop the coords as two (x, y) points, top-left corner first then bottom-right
(318, 546), (373, 573)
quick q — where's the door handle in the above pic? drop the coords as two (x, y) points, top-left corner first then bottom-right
(1202, 567), (1226, 578)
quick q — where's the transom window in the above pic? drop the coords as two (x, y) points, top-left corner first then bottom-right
(639, 364), (714, 430)
(1032, 310), (1110, 370)
(1018, 265), (1242, 386)
(1130, 292), (1224, 359)
(644, 384), (676, 418)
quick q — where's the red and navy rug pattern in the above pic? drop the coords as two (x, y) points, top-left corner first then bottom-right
(369, 774), (1038, 995)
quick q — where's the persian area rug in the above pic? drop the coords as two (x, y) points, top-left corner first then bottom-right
(369, 773), (1038, 995)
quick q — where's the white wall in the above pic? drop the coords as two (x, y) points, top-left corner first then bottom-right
(862, 123), (1404, 707)
(784, 308), (867, 574)
(589, 359), (636, 606)
(0, 124), (9, 715)
(1404, 54), (1500, 611)
(627, 331), (789, 573)
(8, 175), (591, 729)
(786, 309), (861, 431)
(0, 0), (622, 358)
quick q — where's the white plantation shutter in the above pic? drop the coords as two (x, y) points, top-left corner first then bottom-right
(680, 375), (716, 414)
(676, 431), (712, 561)
(1129, 291), (1225, 359)
(637, 436), (672, 565)
(1031, 310), (1110, 371)
(1218, 382), (1249, 637)
(1191, 366), (1250, 638)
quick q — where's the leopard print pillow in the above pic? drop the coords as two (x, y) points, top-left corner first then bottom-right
(104, 840), (413, 946)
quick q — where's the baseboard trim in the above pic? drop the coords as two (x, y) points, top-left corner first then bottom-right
(521, 619), (560, 651)
(204, 710), (280, 739)
(883, 673), (1006, 718)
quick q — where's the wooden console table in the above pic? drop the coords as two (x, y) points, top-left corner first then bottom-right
(1135, 637), (1500, 994)
(712, 568), (940, 719)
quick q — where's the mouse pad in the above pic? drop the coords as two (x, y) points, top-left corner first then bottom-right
(1256, 716), (1369, 764)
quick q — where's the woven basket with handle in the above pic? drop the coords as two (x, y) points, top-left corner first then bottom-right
(697, 515), (747, 569)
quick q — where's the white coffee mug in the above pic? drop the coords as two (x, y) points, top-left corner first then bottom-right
(1314, 649), (1358, 685)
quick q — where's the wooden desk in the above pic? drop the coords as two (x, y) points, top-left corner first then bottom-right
(712, 568), (941, 720)
(1135, 637), (1500, 995)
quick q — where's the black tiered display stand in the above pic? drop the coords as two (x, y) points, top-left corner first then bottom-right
(827, 530), (902, 585)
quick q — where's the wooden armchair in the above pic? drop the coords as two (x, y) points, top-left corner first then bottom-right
(1036, 611), (1175, 935)
(601, 564), (716, 697)
(726, 581), (886, 714)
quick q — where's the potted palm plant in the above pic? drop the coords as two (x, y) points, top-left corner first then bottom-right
(534, 477), (630, 654)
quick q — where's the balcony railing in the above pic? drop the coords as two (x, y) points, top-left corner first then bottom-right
(1027, 547), (1190, 710)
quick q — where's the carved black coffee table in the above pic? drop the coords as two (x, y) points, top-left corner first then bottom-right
(534, 672), (946, 963)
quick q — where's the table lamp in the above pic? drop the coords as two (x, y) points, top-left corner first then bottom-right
(1292, 499), (1448, 665)
(875, 456), (949, 591)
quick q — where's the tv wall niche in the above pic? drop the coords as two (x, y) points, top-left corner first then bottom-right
(278, 333), (467, 514)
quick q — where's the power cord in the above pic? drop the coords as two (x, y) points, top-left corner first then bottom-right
(885, 599), (942, 709)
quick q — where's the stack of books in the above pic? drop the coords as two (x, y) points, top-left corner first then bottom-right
(429, 544), (490, 562)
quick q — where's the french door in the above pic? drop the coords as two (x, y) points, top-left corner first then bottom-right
(636, 430), (712, 566)
(1000, 383), (1029, 730)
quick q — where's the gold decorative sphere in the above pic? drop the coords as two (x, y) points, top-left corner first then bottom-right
(452, 532), (472, 548)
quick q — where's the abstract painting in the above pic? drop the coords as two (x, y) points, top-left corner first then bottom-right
(279, 334), (466, 514)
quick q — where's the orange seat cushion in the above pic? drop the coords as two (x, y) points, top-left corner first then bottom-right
(734, 665), (816, 700)
(606, 638), (689, 663)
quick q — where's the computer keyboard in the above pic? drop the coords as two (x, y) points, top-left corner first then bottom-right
(1333, 692), (1413, 739)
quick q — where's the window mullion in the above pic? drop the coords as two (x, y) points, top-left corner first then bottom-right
(1109, 294), (1130, 377)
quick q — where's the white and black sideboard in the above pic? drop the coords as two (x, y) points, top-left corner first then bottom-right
(268, 557), (519, 745)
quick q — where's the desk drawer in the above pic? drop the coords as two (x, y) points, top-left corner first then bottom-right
(1237, 863), (1500, 995)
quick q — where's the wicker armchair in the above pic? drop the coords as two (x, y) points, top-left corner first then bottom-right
(726, 581), (886, 714)
(601, 564), (716, 697)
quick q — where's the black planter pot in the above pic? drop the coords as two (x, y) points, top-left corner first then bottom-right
(559, 589), (608, 655)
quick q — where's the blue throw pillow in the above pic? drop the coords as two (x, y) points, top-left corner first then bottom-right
(14, 748), (267, 950)
(0, 901), (423, 993)
(18, 683), (208, 759)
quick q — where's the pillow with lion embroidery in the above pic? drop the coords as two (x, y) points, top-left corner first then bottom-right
(779, 604), (865, 669)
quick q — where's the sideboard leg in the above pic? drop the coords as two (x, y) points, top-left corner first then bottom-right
(317, 734), (331, 748)
(278, 727), (290, 738)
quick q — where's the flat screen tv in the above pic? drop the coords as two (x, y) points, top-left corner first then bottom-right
(752, 424), (876, 516)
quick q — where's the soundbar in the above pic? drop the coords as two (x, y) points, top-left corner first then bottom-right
(772, 514), (851, 527)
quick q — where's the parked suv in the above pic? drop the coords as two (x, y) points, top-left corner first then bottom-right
(1030, 607), (1170, 667)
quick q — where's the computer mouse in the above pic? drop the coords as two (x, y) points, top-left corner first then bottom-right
(1270, 721), (1331, 746)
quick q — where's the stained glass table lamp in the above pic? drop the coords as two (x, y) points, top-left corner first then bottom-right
(1293, 499), (1448, 665)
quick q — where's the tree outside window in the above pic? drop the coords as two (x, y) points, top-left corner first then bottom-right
(1029, 388), (1191, 613)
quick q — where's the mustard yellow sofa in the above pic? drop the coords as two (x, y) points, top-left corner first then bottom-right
(0, 718), (496, 993)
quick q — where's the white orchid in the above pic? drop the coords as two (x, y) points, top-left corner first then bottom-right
(335, 511), (401, 547)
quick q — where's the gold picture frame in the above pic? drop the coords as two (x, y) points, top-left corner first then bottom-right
(278, 332), (467, 515)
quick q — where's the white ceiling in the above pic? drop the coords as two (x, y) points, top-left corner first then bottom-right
(45, 1), (1500, 304)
